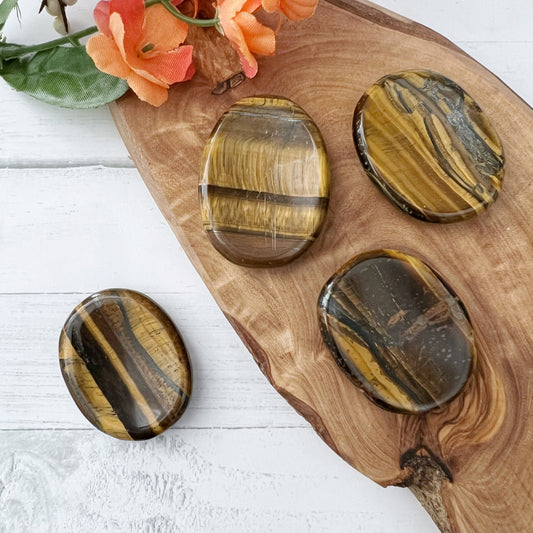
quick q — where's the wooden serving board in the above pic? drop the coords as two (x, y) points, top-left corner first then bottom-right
(110, 1), (533, 531)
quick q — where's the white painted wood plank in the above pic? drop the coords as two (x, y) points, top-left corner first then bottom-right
(0, 166), (194, 293)
(455, 42), (533, 106)
(0, 292), (305, 430)
(0, 429), (438, 532)
(377, 0), (533, 43)
(0, 94), (132, 167)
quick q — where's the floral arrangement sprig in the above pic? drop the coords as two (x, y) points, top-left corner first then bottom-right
(39, 0), (79, 35)
(0, 0), (317, 108)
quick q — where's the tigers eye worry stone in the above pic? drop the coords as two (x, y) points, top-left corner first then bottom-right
(200, 96), (330, 267)
(318, 250), (474, 414)
(354, 70), (504, 222)
(59, 289), (191, 440)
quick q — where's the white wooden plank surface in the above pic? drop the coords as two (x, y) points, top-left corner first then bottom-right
(1, 1), (531, 531)
(0, 430), (429, 533)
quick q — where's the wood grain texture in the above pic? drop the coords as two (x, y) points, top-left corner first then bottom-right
(109, 1), (533, 531)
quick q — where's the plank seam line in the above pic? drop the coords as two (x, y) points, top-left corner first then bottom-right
(0, 425), (309, 432)
(0, 162), (135, 171)
(456, 40), (533, 44)
(0, 292), (201, 296)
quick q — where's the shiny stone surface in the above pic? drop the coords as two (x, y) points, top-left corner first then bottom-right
(59, 289), (191, 440)
(353, 70), (504, 222)
(200, 96), (330, 267)
(318, 250), (474, 414)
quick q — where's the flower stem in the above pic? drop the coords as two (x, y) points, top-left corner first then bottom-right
(0, 0), (219, 62)
(0, 25), (97, 60)
(159, 0), (219, 27)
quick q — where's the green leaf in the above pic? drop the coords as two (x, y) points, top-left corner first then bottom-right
(0, 45), (129, 108)
(0, 0), (19, 33)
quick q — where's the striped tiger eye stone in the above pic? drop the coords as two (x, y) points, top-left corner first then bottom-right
(318, 250), (474, 414)
(200, 96), (330, 267)
(353, 70), (504, 222)
(59, 289), (191, 440)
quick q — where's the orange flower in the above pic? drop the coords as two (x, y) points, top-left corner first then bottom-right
(261, 0), (317, 21)
(218, 0), (275, 78)
(86, 0), (195, 107)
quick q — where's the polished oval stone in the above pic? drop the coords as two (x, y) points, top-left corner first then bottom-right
(59, 289), (191, 440)
(200, 96), (330, 267)
(318, 250), (474, 413)
(353, 70), (504, 222)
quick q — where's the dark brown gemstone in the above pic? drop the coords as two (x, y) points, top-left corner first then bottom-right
(318, 250), (474, 413)
(59, 289), (191, 440)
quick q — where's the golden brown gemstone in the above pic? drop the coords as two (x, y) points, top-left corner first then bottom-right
(200, 96), (330, 267)
(59, 289), (191, 440)
(318, 250), (474, 414)
(353, 70), (505, 222)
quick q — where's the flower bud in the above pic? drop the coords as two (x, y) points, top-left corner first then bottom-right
(45, 0), (61, 16)
(53, 16), (68, 35)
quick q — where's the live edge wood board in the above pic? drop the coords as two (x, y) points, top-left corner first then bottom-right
(110, 1), (533, 531)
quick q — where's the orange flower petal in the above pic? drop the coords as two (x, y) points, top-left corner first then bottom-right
(219, 0), (258, 19)
(107, 12), (159, 83)
(241, 0), (262, 12)
(109, 13), (155, 86)
(234, 12), (275, 56)
(108, 12), (128, 61)
(219, 0), (274, 77)
(235, 50), (257, 78)
(136, 45), (195, 85)
(86, 33), (131, 79)
(141, 4), (189, 53)
(127, 71), (169, 107)
(94, 1), (112, 36)
(131, 66), (169, 87)
(280, 0), (317, 20)
(261, 0), (316, 20)
(220, 18), (256, 77)
(261, 0), (279, 13)
(91, 0), (195, 107)
(110, 0), (144, 59)
(109, 0), (144, 35)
